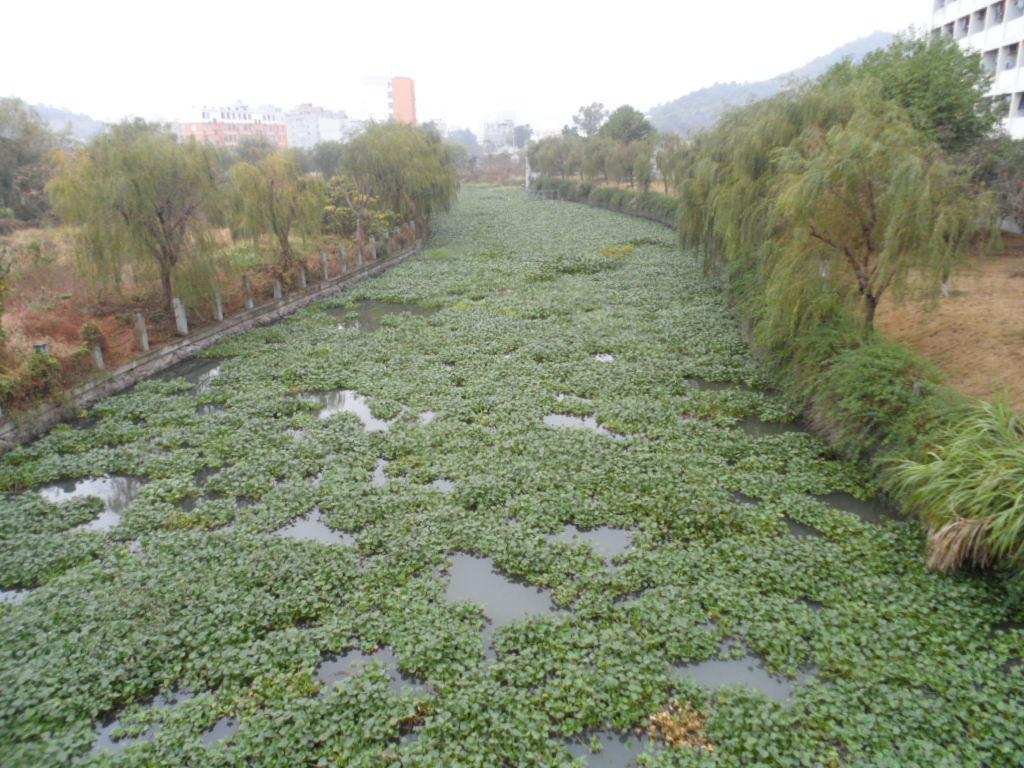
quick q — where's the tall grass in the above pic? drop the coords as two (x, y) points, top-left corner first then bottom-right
(887, 402), (1024, 573)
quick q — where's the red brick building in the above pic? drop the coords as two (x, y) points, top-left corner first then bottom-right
(389, 78), (417, 125)
(175, 104), (287, 148)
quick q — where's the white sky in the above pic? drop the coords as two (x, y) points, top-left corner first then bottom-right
(3, 0), (927, 135)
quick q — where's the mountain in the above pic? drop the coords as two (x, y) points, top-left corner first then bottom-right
(32, 104), (107, 143)
(648, 31), (896, 137)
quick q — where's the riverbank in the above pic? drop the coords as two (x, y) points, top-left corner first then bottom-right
(1, 186), (1021, 767)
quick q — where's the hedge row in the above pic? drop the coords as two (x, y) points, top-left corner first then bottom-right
(529, 177), (680, 227)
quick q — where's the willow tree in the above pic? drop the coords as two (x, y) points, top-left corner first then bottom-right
(230, 151), (324, 273)
(48, 122), (220, 313)
(342, 123), (458, 224)
(773, 90), (996, 331)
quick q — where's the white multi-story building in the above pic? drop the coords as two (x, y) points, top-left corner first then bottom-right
(284, 104), (364, 150)
(932, 0), (1024, 137)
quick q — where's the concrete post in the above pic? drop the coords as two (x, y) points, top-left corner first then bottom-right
(91, 346), (105, 371)
(134, 312), (150, 352)
(172, 298), (188, 336)
(243, 276), (255, 310)
(356, 245), (364, 269)
(297, 265), (307, 290)
(213, 290), (224, 322)
(272, 279), (283, 302)
(369, 239), (377, 262)
(320, 252), (330, 282)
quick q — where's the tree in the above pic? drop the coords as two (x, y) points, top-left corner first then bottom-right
(310, 141), (346, 178)
(230, 150), (324, 273)
(606, 141), (635, 185)
(448, 128), (480, 155)
(512, 125), (533, 150)
(0, 98), (59, 222)
(632, 141), (654, 193)
(49, 122), (220, 313)
(963, 135), (1024, 231)
(582, 137), (613, 182)
(655, 135), (687, 194)
(572, 103), (608, 138)
(774, 93), (995, 330)
(599, 105), (655, 143)
(342, 123), (459, 223)
(830, 35), (998, 153)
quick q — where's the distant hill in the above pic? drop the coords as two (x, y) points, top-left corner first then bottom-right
(32, 104), (106, 143)
(648, 31), (896, 137)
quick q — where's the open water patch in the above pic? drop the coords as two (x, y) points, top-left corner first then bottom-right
(445, 554), (557, 657)
(371, 459), (390, 488)
(737, 418), (810, 438)
(674, 639), (816, 702)
(816, 492), (900, 526)
(156, 358), (224, 393)
(785, 518), (824, 539)
(429, 478), (456, 494)
(418, 410), (438, 425)
(274, 509), (354, 546)
(543, 414), (625, 441)
(548, 525), (633, 563)
(316, 647), (425, 695)
(0, 588), (32, 606)
(302, 390), (391, 432)
(40, 476), (145, 532)
(201, 716), (239, 746)
(565, 731), (658, 767)
(594, 354), (615, 363)
(91, 691), (194, 756)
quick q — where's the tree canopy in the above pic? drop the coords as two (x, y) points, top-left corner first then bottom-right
(0, 98), (60, 222)
(342, 123), (459, 223)
(598, 105), (655, 143)
(48, 122), (221, 311)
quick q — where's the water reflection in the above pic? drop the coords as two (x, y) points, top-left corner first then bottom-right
(548, 525), (633, 563)
(40, 476), (145, 532)
(328, 300), (439, 332)
(275, 509), (354, 546)
(156, 358), (223, 392)
(302, 390), (391, 432)
(543, 414), (625, 441)
(674, 639), (815, 701)
(565, 731), (656, 767)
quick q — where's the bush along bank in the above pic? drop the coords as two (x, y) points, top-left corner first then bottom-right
(530, 176), (680, 227)
(671, 47), (1024, 594)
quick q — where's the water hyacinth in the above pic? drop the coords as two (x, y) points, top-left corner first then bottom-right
(0, 187), (1020, 767)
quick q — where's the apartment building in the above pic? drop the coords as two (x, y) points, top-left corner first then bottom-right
(285, 105), (365, 150)
(388, 77), (417, 125)
(175, 103), (288, 148)
(932, 0), (1024, 137)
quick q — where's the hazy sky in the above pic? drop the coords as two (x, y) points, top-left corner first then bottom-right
(5, 0), (926, 134)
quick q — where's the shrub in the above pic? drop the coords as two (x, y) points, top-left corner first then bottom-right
(887, 402), (1024, 575)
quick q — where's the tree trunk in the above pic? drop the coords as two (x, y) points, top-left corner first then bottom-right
(276, 227), (292, 272)
(158, 261), (174, 315)
(863, 292), (878, 332)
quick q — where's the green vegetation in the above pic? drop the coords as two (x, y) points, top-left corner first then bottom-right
(0, 98), (60, 224)
(49, 121), (222, 312)
(229, 151), (325, 273)
(1, 187), (1021, 767)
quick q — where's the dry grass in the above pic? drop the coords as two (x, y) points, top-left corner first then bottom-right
(646, 700), (715, 752)
(878, 245), (1024, 412)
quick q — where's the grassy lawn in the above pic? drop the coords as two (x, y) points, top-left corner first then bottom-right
(0, 186), (1021, 767)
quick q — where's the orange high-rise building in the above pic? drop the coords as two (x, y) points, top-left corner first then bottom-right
(389, 77), (416, 125)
